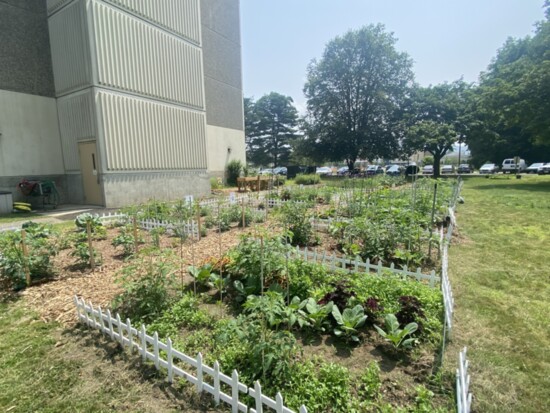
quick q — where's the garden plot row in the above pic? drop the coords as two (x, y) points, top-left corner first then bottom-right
(2, 176), (471, 412)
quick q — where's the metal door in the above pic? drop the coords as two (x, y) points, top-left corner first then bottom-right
(78, 141), (103, 205)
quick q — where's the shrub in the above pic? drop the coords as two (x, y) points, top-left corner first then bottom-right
(294, 174), (320, 185)
(226, 159), (244, 186)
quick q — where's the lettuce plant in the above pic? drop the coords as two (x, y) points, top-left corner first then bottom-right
(374, 313), (418, 349)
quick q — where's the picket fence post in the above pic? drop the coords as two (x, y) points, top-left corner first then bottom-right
(167, 337), (174, 383)
(231, 370), (240, 413)
(196, 353), (203, 392)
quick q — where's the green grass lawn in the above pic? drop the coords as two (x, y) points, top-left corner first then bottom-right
(0, 300), (223, 413)
(445, 175), (550, 413)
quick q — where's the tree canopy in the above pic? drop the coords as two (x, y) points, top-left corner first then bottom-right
(302, 24), (414, 170)
(244, 92), (299, 167)
(467, 4), (550, 165)
(404, 81), (472, 176)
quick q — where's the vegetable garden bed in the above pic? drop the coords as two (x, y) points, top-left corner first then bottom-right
(1, 176), (461, 412)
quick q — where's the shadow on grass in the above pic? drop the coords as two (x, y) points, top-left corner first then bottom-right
(61, 324), (222, 412)
(470, 180), (550, 193)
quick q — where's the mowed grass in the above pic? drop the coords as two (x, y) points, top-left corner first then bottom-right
(0, 300), (222, 413)
(445, 175), (550, 412)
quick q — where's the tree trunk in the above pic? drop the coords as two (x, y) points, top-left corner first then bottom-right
(433, 153), (442, 178)
(346, 159), (356, 171)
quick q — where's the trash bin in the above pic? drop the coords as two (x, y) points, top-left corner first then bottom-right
(0, 191), (13, 214)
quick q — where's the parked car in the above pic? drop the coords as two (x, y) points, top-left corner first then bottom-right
(441, 165), (455, 174)
(502, 158), (527, 173)
(538, 162), (550, 175)
(526, 163), (545, 174)
(337, 166), (349, 176)
(457, 164), (471, 174)
(479, 163), (498, 174)
(316, 166), (332, 176)
(422, 165), (434, 175)
(258, 168), (273, 175)
(273, 167), (287, 176)
(366, 165), (384, 175)
(386, 165), (403, 176)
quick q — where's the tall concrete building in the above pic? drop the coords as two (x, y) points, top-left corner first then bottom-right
(0, 0), (245, 207)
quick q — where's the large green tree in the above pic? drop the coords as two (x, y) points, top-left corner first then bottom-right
(302, 24), (414, 170)
(467, 3), (550, 164)
(245, 93), (299, 167)
(404, 81), (471, 177)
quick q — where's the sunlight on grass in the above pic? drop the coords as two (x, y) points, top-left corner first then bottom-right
(446, 175), (550, 413)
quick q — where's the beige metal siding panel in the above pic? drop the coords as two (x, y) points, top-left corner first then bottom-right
(92, 1), (204, 109)
(57, 90), (97, 171)
(47, 0), (74, 16)
(104, 0), (201, 45)
(48, 1), (93, 96)
(97, 90), (207, 171)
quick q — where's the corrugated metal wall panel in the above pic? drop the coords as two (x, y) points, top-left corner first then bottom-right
(57, 90), (97, 171)
(97, 90), (207, 171)
(103, 0), (201, 45)
(92, 1), (205, 109)
(47, 0), (75, 16)
(48, 1), (92, 96)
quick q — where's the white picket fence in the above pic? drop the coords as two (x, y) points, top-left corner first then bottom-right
(456, 347), (472, 413)
(289, 245), (440, 287)
(74, 296), (307, 413)
(441, 244), (454, 335)
(98, 213), (199, 238)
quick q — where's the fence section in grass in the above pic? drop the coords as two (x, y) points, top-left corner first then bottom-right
(456, 347), (472, 413)
(289, 245), (440, 287)
(74, 296), (307, 413)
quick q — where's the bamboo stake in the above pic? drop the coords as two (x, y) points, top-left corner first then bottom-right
(241, 198), (245, 229)
(86, 221), (95, 271)
(133, 216), (138, 254)
(196, 201), (202, 240)
(20, 229), (31, 286)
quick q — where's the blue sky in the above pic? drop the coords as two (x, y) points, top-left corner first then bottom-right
(241, 0), (546, 112)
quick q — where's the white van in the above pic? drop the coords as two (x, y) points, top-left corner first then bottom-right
(502, 158), (527, 173)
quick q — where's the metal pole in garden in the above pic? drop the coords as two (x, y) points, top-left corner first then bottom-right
(428, 182), (438, 259)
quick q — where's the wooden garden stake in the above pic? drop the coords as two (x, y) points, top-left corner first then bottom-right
(86, 221), (95, 271)
(260, 236), (264, 296)
(241, 198), (246, 231)
(196, 201), (201, 240)
(133, 216), (138, 254)
(20, 229), (31, 286)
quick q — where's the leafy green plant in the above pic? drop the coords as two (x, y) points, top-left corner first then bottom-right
(331, 304), (367, 342)
(111, 226), (141, 257)
(148, 293), (213, 338)
(0, 224), (57, 289)
(300, 298), (333, 332)
(395, 295), (425, 336)
(357, 361), (382, 400)
(70, 241), (102, 267)
(374, 313), (418, 349)
(74, 213), (106, 239)
(112, 253), (176, 323)
(280, 202), (317, 246)
(188, 264), (215, 287)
